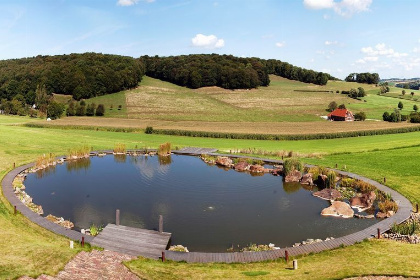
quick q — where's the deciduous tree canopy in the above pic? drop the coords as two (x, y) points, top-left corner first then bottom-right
(0, 52), (144, 101)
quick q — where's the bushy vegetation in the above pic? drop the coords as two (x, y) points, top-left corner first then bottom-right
(145, 126), (154, 134)
(66, 100), (105, 117)
(67, 145), (91, 158)
(35, 153), (56, 168)
(354, 111), (366, 121)
(141, 54), (334, 89)
(150, 126), (420, 141)
(378, 200), (399, 213)
(390, 221), (418, 235)
(283, 157), (303, 175)
(0, 52), (144, 101)
(113, 143), (126, 154)
(158, 142), (171, 155)
(240, 243), (274, 252)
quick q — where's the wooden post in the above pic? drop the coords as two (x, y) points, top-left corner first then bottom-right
(14, 205), (17, 215)
(161, 251), (166, 262)
(285, 250), (289, 263)
(13, 162), (15, 168)
(159, 215), (163, 233)
(335, 163), (338, 168)
(116, 209), (120, 226)
(384, 177), (386, 183)
(377, 228), (380, 239)
(293, 259), (298, 270)
(81, 236), (85, 247)
(416, 203), (419, 213)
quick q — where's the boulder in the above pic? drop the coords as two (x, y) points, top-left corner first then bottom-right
(350, 191), (376, 212)
(376, 212), (387, 219)
(285, 170), (302, 182)
(234, 161), (250, 172)
(249, 164), (265, 173)
(387, 210), (395, 217)
(216, 156), (233, 167)
(321, 201), (354, 218)
(271, 166), (283, 176)
(300, 173), (313, 185)
(313, 188), (342, 201)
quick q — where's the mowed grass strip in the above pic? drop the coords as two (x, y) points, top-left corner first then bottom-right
(126, 240), (420, 280)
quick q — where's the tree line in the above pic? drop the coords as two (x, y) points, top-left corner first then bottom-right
(0, 52), (144, 103)
(345, 72), (380, 84)
(141, 54), (335, 89)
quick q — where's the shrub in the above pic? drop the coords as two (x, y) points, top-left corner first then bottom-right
(327, 171), (337, 188)
(67, 101), (76, 116)
(76, 104), (86, 116)
(414, 104), (418, 112)
(68, 145), (91, 158)
(398, 101), (404, 110)
(354, 111), (366, 121)
(378, 200), (398, 213)
(341, 178), (356, 188)
(118, 105), (122, 110)
(283, 158), (303, 176)
(95, 104), (105, 116)
(89, 224), (103, 236)
(145, 126), (154, 134)
(354, 180), (375, 193)
(390, 221), (418, 235)
(241, 243), (274, 252)
(338, 104), (346, 109)
(113, 143), (126, 154)
(410, 112), (420, 123)
(35, 153), (56, 168)
(158, 142), (171, 155)
(383, 111), (390, 121)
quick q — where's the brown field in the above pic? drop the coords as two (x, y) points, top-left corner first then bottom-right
(46, 117), (418, 135)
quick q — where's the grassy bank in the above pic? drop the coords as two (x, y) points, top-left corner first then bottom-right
(126, 240), (420, 280)
(1, 114), (419, 278)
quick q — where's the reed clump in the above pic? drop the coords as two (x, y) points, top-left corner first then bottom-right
(113, 143), (126, 154)
(35, 153), (56, 168)
(67, 145), (91, 159)
(158, 142), (171, 156)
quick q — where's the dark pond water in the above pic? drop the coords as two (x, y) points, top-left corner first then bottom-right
(24, 154), (377, 252)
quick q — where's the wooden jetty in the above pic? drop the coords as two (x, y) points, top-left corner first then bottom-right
(91, 224), (171, 259)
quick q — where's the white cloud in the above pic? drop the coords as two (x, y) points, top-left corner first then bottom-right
(325, 40), (338, 45)
(356, 59), (366, 64)
(364, 56), (378, 62)
(303, 0), (372, 17)
(303, 0), (335, 10)
(117, 0), (154, 6)
(275, 42), (285, 48)
(191, 34), (224, 49)
(361, 43), (394, 56)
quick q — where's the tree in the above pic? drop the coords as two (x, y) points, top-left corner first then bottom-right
(411, 92), (415, 97)
(95, 104), (105, 116)
(35, 84), (50, 113)
(357, 87), (365, 97)
(86, 103), (95, 116)
(382, 111), (390, 121)
(338, 104), (346, 109)
(354, 111), (366, 121)
(349, 88), (358, 98)
(47, 101), (65, 119)
(398, 101), (404, 110)
(66, 101), (76, 116)
(327, 101), (337, 112)
(414, 104), (418, 112)
(402, 90), (406, 96)
(75, 103), (86, 116)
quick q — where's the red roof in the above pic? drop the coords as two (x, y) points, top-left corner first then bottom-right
(328, 108), (349, 118)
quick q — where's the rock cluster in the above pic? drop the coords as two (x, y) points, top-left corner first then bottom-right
(313, 188), (342, 201)
(13, 175), (44, 215)
(46, 214), (74, 229)
(293, 237), (335, 247)
(284, 170), (302, 183)
(382, 233), (420, 244)
(169, 245), (189, 252)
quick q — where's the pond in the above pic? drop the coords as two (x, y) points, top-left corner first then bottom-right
(24, 154), (377, 252)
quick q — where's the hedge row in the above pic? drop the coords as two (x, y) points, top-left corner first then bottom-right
(151, 126), (420, 141)
(23, 123), (420, 140)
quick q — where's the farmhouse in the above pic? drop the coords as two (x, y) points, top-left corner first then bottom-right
(328, 108), (354, 121)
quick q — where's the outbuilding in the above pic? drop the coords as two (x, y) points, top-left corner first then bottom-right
(327, 108), (354, 121)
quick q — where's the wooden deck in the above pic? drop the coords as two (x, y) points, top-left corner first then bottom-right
(91, 224), (171, 259)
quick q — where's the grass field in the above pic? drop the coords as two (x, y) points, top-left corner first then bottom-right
(1, 113), (420, 278)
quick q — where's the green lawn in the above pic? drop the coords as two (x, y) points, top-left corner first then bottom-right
(126, 240), (420, 280)
(1, 114), (419, 278)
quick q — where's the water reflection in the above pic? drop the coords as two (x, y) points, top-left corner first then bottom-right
(158, 155), (172, 165)
(66, 157), (91, 172)
(36, 165), (56, 179)
(283, 182), (302, 193)
(113, 154), (127, 163)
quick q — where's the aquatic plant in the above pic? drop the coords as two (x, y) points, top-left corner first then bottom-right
(283, 157), (303, 176)
(113, 143), (126, 154)
(158, 142), (171, 156)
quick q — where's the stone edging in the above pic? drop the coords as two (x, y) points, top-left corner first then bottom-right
(1, 149), (413, 263)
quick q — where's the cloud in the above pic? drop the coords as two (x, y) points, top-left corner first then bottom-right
(303, 0), (372, 17)
(117, 0), (154, 6)
(191, 34), (224, 49)
(275, 42), (285, 48)
(325, 40), (338, 45)
(361, 43), (408, 58)
(364, 56), (378, 62)
(413, 47), (420, 53)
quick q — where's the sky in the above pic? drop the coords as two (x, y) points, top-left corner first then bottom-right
(0, 0), (419, 79)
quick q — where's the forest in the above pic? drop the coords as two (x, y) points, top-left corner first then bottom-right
(141, 54), (335, 89)
(0, 53), (144, 102)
